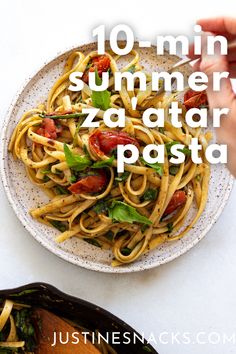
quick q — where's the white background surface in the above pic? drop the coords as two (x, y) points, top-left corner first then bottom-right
(0, 1), (236, 353)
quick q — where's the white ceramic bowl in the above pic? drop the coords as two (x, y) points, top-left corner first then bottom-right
(0, 43), (234, 273)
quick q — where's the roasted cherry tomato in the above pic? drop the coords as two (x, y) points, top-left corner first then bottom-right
(184, 89), (208, 110)
(36, 118), (61, 140)
(68, 170), (107, 194)
(164, 190), (187, 216)
(89, 129), (139, 156)
(83, 55), (110, 83)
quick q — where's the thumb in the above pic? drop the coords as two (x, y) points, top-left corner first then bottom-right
(199, 32), (234, 109)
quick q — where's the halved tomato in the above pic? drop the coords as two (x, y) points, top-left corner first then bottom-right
(36, 118), (61, 140)
(184, 89), (208, 110)
(164, 190), (187, 216)
(68, 170), (107, 194)
(89, 129), (139, 156)
(83, 55), (111, 83)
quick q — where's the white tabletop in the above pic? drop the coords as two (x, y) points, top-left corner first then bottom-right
(1, 1), (236, 353)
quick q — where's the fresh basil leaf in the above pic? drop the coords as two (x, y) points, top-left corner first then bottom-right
(54, 185), (69, 195)
(167, 222), (174, 233)
(43, 175), (50, 182)
(141, 188), (158, 201)
(64, 143), (92, 172)
(105, 230), (114, 241)
(121, 247), (132, 255)
(169, 165), (179, 176)
(70, 175), (77, 183)
(93, 200), (109, 214)
(92, 156), (114, 168)
(108, 201), (152, 225)
(91, 69), (111, 110)
(49, 220), (67, 232)
(165, 141), (191, 157)
(140, 157), (163, 176)
(83, 238), (101, 248)
(41, 169), (51, 174)
(182, 146), (191, 156)
(54, 168), (63, 175)
(115, 171), (130, 183)
(14, 308), (37, 352)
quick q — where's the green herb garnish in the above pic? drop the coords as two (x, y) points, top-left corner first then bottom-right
(141, 188), (158, 201)
(167, 222), (174, 233)
(105, 230), (114, 241)
(108, 201), (152, 225)
(54, 185), (69, 195)
(14, 309), (37, 352)
(83, 238), (101, 248)
(91, 69), (111, 110)
(92, 156), (114, 169)
(43, 175), (50, 182)
(169, 165), (179, 176)
(115, 171), (130, 183)
(64, 143), (92, 172)
(93, 200), (109, 214)
(165, 141), (191, 157)
(49, 220), (67, 232)
(140, 157), (163, 176)
(121, 247), (132, 255)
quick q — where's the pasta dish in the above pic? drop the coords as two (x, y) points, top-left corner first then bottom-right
(9, 49), (210, 266)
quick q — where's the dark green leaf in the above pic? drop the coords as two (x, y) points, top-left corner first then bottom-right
(64, 143), (92, 172)
(91, 69), (111, 110)
(105, 230), (114, 241)
(14, 309), (37, 352)
(169, 165), (179, 176)
(159, 127), (165, 134)
(49, 220), (67, 232)
(121, 247), (132, 255)
(54, 185), (69, 195)
(141, 188), (158, 201)
(41, 169), (51, 174)
(83, 238), (101, 248)
(165, 141), (191, 157)
(43, 175), (50, 182)
(140, 157), (163, 176)
(115, 171), (130, 183)
(92, 156), (114, 168)
(108, 201), (152, 225)
(93, 200), (109, 214)
(70, 175), (77, 183)
(167, 222), (174, 233)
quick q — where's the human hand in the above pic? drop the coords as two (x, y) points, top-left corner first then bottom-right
(188, 17), (236, 177)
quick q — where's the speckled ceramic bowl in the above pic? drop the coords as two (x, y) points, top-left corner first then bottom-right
(0, 42), (234, 273)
